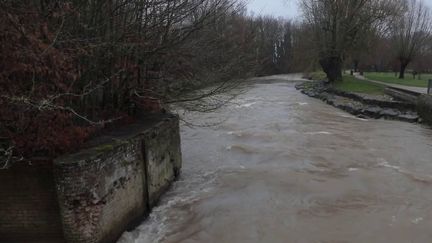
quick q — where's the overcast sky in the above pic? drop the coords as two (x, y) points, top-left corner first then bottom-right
(247, 0), (432, 19)
(247, 0), (299, 18)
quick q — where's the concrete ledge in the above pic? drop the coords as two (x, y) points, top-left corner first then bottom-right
(384, 87), (420, 104)
(417, 95), (432, 125)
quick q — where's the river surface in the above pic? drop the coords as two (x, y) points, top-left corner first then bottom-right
(119, 75), (432, 243)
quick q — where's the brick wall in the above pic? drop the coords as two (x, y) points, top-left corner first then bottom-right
(0, 160), (64, 242)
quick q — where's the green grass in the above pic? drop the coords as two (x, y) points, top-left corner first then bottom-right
(306, 71), (327, 81)
(364, 72), (432, 88)
(332, 75), (385, 95)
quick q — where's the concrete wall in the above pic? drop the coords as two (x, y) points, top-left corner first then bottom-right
(0, 114), (182, 243)
(142, 117), (182, 207)
(417, 94), (432, 125)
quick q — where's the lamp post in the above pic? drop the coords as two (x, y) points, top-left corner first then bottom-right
(428, 79), (432, 95)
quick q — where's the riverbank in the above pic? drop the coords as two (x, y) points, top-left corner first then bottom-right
(296, 81), (419, 122)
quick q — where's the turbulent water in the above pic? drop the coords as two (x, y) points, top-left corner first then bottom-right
(118, 75), (432, 243)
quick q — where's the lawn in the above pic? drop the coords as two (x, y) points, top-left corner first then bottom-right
(332, 75), (385, 95)
(311, 71), (327, 81)
(364, 72), (432, 88)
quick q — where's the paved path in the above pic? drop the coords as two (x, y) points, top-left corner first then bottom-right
(354, 73), (429, 94)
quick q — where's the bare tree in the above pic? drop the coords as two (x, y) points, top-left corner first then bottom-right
(1, 0), (251, 165)
(392, 0), (432, 79)
(300, 0), (403, 82)
(2, 0), (294, 165)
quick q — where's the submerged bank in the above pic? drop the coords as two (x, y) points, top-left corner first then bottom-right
(296, 81), (419, 123)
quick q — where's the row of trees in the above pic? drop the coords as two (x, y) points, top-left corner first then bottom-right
(0, 0), (297, 165)
(300, 0), (432, 82)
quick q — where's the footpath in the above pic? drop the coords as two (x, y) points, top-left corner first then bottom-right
(354, 73), (428, 94)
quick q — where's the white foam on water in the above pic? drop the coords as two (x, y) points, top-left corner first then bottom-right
(226, 131), (244, 137)
(117, 171), (219, 243)
(412, 217), (424, 224)
(236, 102), (257, 108)
(377, 158), (401, 170)
(305, 131), (332, 135)
(355, 117), (369, 121)
(377, 158), (432, 183)
(338, 113), (369, 121)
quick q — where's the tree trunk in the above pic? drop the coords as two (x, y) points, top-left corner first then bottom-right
(320, 56), (343, 82)
(353, 60), (359, 72)
(399, 60), (409, 79)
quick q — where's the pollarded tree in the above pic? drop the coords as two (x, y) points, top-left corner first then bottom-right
(300, 0), (403, 82)
(392, 0), (432, 79)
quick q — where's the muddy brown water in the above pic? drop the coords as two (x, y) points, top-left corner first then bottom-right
(119, 75), (432, 243)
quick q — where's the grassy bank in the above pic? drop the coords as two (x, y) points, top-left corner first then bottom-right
(332, 75), (385, 95)
(306, 71), (384, 94)
(304, 71), (327, 81)
(365, 72), (432, 88)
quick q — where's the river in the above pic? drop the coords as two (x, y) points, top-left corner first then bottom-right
(118, 75), (432, 243)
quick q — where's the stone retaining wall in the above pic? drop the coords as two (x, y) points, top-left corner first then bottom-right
(0, 114), (182, 243)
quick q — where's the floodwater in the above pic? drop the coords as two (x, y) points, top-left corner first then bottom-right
(119, 75), (432, 243)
